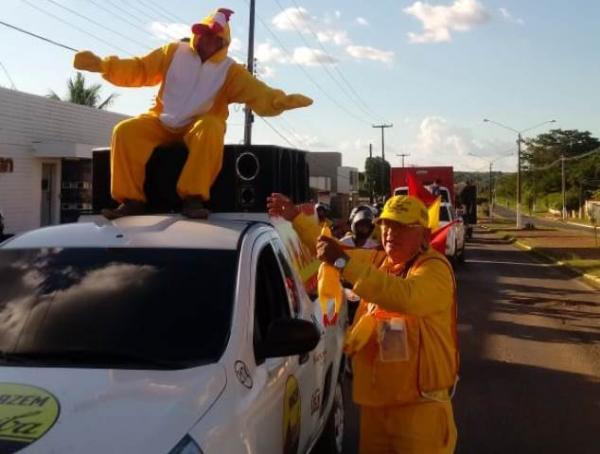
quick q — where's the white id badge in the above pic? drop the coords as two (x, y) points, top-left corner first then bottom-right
(377, 317), (409, 362)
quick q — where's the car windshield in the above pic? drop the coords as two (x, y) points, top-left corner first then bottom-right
(0, 247), (237, 369)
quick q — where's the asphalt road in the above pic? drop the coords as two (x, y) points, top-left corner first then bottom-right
(341, 227), (600, 454)
(493, 205), (597, 235)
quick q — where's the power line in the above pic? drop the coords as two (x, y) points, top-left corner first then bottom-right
(138, 0), (188, 24)
(85, 0), (160, 42)
(0, 61), (17, 89)
(257, 116), (296, 147)
(242, 0), (372, 125)
(21, 0), (133, 55)
(272, 0), (379, 123)
(42, 0), (152, 52)
(104, 0), (148, 27)
(0, 19), (78, 52)
(117, 0), (167, 27)
(287, 0), (386, 123)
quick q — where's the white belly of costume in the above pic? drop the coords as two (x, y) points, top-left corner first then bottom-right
(160, 43), (233, 129)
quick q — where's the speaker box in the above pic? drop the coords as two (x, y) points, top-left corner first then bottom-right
(92, 143), (310, 214)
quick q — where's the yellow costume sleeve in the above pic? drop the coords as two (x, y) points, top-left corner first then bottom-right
(224, 63), (312, 116)
(342, 254), (453, 317)
(100, 43), (178, 87)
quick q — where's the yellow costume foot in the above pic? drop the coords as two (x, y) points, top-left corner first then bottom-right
(182, 196), (210, 219)
(102, 200), (146, 220)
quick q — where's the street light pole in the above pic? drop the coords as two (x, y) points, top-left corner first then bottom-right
(396, 153), (410, 168)
(483, 118), (556, 229)
(489, 162), (493, 221)
(561, 153), (566, 220)
(243, 0), (256, 146)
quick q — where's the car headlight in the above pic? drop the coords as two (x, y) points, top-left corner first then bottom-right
(168, 434), (203, 454)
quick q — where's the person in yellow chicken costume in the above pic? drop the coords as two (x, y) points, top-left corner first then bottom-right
(268, 193), (459, 454)
(73, 8), (312, 219)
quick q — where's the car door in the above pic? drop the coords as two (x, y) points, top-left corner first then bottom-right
(249, 236), (313, 454)
(271, 237), (325, 449)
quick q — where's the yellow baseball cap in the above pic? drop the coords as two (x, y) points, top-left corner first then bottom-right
(375, 195), (429, 228)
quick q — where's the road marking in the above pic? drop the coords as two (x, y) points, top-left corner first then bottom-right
(465, 259), (556, 267)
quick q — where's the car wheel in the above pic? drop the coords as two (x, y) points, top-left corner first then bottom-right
(313, 381), (344, 454)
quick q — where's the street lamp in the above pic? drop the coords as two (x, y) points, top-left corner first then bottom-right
(483, 118), (556, 228)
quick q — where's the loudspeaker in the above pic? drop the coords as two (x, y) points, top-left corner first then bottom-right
(92, 143), (310, 214)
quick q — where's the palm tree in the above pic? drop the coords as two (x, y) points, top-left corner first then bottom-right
(48, 72), (118, 110)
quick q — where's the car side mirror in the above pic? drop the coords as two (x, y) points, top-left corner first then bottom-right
(261, 318), (321, 359)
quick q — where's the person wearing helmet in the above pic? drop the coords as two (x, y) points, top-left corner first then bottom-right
(340, 206), (378, 249)
(268, 193), (459, 454)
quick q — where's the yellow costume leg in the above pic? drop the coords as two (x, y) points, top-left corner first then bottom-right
(178, 115), (225, 200)
(360, 402), (457, 454)
(111, 115), (178, 203)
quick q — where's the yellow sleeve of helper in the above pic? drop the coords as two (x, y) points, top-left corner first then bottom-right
(100, 43), (177, 87)
(224, 63), (312, 116)
(291, 213), (322, 255)
(342, 255), (453, 317)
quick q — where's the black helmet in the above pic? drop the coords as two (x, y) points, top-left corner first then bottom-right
(349, 205), (374, 224)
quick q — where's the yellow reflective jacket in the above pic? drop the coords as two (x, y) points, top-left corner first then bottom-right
(292, 213), (459, 406)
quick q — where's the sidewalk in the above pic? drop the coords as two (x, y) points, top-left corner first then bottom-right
(480, 215), (600, 288)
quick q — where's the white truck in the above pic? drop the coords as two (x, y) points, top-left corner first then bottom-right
(0, 213), (346, 454)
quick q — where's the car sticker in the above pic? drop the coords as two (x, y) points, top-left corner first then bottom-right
(0, 383), (60, 454)
(282, 375), (301, 454)
(234, 361), (253, 389)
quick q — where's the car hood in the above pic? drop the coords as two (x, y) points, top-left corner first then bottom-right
(0, 364), (226, 454)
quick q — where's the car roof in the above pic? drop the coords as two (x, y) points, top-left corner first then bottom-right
(1, 213), (274, 250)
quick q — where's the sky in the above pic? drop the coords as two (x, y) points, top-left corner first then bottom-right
(1, 0), (599, 172)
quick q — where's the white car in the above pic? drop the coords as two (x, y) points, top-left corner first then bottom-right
(439, 202), (466, 263)
(393, 185), (452, 205)
(0, 213), (346, 454)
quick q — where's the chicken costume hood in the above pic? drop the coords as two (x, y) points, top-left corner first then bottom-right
(73, 7), (312, 211)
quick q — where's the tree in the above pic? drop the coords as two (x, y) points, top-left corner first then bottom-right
(521, 129), (600, 210)
(48, 72), (118, 110)
(364, 157), (390, 199)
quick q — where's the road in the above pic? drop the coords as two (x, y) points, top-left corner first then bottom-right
(341, 226), (600, 454)
(493, 205), (596, 235)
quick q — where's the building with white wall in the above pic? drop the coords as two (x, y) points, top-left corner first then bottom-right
(0, 87), (127, 234)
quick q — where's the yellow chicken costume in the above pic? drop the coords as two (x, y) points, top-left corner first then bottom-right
(73, 8), (312, 218)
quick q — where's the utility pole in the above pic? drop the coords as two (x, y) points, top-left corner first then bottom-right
(372, 124), (393, 161)
(369, 143), (374, 203)
(396, 153), (410, 168)
(243, 0), (256, 146)
(561, 153), (566, 220)
(489, 162), (493, 221)
(516, 133), (523, 229)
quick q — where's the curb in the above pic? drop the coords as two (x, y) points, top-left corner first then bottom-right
(479, 225), (600, 291)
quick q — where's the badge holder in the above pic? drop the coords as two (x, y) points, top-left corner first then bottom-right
(376, 315), (409, 362)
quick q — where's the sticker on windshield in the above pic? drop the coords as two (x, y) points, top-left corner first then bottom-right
(283, 375), (301, 454)
(0, 383), (60, 454)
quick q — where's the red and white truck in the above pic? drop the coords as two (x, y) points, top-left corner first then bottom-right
(390, 166), (455, 204)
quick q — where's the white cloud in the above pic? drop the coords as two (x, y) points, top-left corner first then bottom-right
(149, 21), (189, 41)
(229, 37), (243, 52)
(272, 7), (312, 31)
(406, 116), (515, 170)
(404, 0), (490, 44)
(356, 17), (370, 26)
(499, 7), (525, 25)
(335, 10), (342, 19)
(257, 65), (276, 79)
(316, 30), (351, 46)
(346, 45), (394, 63)
(255, 42), (288, 64)
(292, 47), (338, 66)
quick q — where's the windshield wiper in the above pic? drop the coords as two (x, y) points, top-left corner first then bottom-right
(0, 350), (191, 369)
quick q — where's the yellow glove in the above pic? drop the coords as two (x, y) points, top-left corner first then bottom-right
(273, 93), (313, 111)
(73, 51), (103, 73)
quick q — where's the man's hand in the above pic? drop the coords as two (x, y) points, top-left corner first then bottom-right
(273, 94), (313, 111)
(73, 51), (103, 73)
(317, 236), (349, 266)
(267, 193), (300, 221)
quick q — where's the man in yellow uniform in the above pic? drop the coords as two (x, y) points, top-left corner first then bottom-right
(268, 193), (459, 453)
(73, 8), (312, 219)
